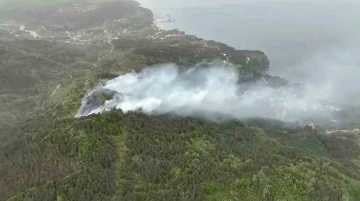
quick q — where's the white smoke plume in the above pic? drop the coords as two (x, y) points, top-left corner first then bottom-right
(76, 63), (340, 122)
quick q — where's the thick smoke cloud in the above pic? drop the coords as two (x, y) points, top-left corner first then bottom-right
(74, 0), (358, 124)
(77, 63), (340, 122)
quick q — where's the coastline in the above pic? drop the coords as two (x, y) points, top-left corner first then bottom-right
(0, 0), (273, 128)
(0, 0), (358, 129)
(2, 2), (360, 201)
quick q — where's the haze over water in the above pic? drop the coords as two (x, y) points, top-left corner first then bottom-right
(138, 0), (360, 105)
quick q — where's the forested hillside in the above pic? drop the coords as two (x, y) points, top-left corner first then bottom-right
(2, 111), (360, 200)
(1, 0), (360, 201)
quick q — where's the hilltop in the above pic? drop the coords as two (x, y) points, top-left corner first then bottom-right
(0, 0), (274, 128)
(1, 1), (360, 201)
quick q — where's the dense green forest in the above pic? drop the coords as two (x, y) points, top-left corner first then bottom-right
(1, 0), (360, 200)
(1, 110), (360, 201)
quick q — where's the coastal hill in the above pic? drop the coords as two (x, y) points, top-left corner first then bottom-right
(0, 0), (273, 127)
(1, 1), (360, 201)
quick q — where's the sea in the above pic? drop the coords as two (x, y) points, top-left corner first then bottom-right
(138, 0), (360, 105)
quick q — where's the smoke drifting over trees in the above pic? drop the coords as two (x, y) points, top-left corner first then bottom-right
(77, 63), (341, 123)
